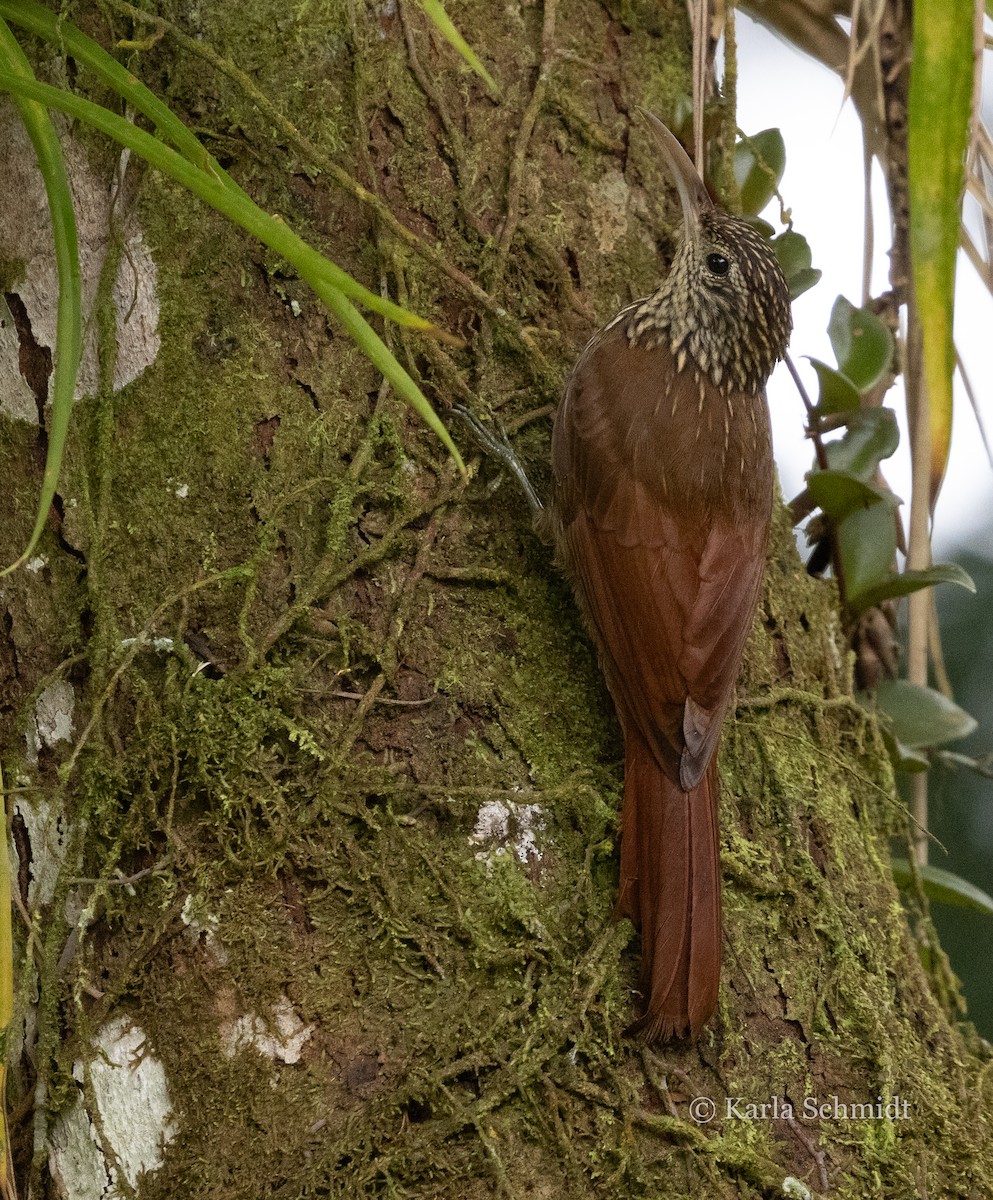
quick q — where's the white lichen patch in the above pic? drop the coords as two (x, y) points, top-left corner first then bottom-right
(589, 170), (632, 254)
(221, 994), (314, 1064)
(26, 679), (75, 764)
(782, 1178), (812, 1200)
(469, 799), (545, 869)
(48, 1017), (176, 1200)
(13, 790), (72, 908)
(180, 892), (228, 965)
(120, 635), (177, 655)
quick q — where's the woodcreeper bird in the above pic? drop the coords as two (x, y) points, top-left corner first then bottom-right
(549, 113), (792, 1041)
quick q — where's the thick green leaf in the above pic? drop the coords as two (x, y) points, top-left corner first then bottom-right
(827, 296), (894, 392)
(848, 562), (976, 614)
(772, 230), (821, 299)
(806, 469), (895, 521)
(786, 268), (821, 301)
(824, 409), (900, 480)
(892, 859), (993, 915)
(809, 359), (861, 414)
(908, 0), (974, 499)
(771, 229), (812, 275)
(734, 128), (786, 217)
(874, 679), (978, 748)
(837, 502), (898, 599)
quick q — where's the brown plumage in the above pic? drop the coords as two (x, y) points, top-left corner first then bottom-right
(549, 115), (792, 1041)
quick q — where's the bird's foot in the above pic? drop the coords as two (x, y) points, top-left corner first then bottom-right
(451, 405), (545, 518)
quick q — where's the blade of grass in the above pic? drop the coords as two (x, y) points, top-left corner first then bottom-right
(0, 0), (213, 170)
(0, 0), (453, 338)
(420, 0), (499, 98)
(0, 70), (465, 474)
(0, 18), (83, 578)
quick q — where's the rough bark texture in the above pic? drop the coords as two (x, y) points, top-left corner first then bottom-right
(1, 1), (991, 1197)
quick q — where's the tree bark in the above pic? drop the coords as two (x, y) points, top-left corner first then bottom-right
(1, 1), (991, 1197)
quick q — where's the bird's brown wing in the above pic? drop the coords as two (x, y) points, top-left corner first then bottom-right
(551, 326), (771, 788)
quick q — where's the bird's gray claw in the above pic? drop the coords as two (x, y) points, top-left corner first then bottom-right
(450, 406), (544, 515)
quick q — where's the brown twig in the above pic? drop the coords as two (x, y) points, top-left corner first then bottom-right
(397, 0), (466, 188)
(784, 1110), (830, 1194)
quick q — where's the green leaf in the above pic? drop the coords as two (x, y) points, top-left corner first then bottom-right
(771, 229), (811, 275)
(848, 562), (976, 615)
(824, 409), (900, 480)
(786, 268), (821, 301)
(772, 231), (821, 299)
(420, 0), (500, 98)
(874, 679), (978, 748)
(809, 359), (861, 414)
(908, 0), (974, 499)
(892, 859), (993, 916)
(734, 128), (786, 217)
(806, 469), (896, 521)
(837, 501), (899, 599)
(827, 296), (894, 392)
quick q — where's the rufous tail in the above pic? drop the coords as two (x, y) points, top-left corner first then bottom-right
(617, 737), (721, 1042)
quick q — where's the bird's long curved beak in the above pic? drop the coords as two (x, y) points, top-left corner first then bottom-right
(638, 108), (713, 235)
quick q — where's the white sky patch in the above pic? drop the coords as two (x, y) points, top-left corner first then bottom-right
(469, 799), (545, 869)
(221, 994), (314, 1064)
(736, 13), (993, 556)
(49, 1018), (176, 1200)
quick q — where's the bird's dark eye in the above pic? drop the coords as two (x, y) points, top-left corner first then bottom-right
(706, 252), (730, 276)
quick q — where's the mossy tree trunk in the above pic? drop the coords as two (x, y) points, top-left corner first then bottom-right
(0, 2), (990, 1197)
